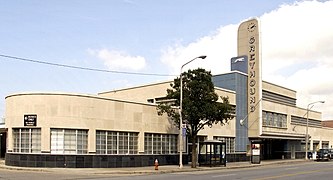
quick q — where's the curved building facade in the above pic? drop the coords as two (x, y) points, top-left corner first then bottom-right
(4, 89), (236, 168)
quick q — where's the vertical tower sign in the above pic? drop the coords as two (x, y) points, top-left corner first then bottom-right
(237, 18), (262, 137)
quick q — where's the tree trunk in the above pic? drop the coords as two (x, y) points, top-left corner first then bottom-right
(191, 135), (197, 168)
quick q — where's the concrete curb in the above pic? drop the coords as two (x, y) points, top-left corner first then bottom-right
(0, 159), (311, 175)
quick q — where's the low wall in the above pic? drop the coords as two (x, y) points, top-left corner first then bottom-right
(5, 153), (183, 168)
(226, 153), (249, 162)
(5, 153), (250, 168)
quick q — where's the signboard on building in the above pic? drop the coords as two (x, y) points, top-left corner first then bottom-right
(231, 55), (248, 74)
(24, 114), (37, 126)
(251, 143), (260, 155)
(237, 18), (262, 137)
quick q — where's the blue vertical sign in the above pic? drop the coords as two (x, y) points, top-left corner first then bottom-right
(182, 127), (186, 152)
(182, 127), (186, 137)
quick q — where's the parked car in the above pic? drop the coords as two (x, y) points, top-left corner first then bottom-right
(316, 149), (332, 161)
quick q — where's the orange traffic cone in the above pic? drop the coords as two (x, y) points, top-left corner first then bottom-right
(154, 159), (159, 170)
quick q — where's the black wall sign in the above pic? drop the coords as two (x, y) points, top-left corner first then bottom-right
(24, 114), (37, 126)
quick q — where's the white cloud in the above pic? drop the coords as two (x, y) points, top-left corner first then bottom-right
(88, 49), (146, 71)
(261, 0), (333, 75)
(261, 0), (333, 119)
(160, 24), (238, 75)
(160, 0), (333, 119)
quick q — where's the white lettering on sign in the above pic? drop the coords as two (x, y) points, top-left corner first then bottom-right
(248, 35), (257, 112)
(24, 114), (37, 126)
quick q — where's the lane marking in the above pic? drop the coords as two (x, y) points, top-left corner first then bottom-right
(212, 174), (236, 178)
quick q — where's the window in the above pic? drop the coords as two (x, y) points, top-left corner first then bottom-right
(291, 116), (322, 128)
(50, 129), (88, 154)
(262, 111), (287, 128)
(13, 128), (41, 153)
(76, 129), (88, 154)
(144, 133), (177, 154)
(214, 137), (235, 153)
(322, 141), (329, 149)
(96, 131), (106, 154)
(96, 130), (138, 154)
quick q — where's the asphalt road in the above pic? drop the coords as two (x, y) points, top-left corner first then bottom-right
(111, 161), (333, 180)
(1, 161), (333, 180)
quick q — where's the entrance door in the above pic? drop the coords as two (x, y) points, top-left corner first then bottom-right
(0, 132), (6, 158)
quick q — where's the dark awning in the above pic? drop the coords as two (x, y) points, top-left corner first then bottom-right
(259, 135), (305, 141)
(257, 131), (306, 141)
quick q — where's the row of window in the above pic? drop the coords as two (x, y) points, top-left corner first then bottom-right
(13, 128), (235, 155)
(96, 131), (138, 154)
(13, 128), (178, 155)
(291, 116), (322, 128)
(262, 111), (287, 128)
(13, 128), (41, 153)
(51, 129), (88, 154)
(144, 133), (178, 154)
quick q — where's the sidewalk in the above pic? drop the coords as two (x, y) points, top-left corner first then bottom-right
(0, 159), (309, 175)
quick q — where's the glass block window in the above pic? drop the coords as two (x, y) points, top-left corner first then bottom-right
(64, 129), (76, 154)
(50, 129), (88, 154)
(107, 131), (118, 154)
(50, 129), (64, 154)
(144, 133), (177, 154)
(31, 129), (41, 153)
(214, 136), (235, 153)
(96, 131), (107, 154)
(12, 128), (41, 153)
(96, 130), (138, 154)
(262, 111), (287, 128)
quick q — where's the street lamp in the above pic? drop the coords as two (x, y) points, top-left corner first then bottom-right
(305, 100), (325, 160)
(179, 55), (206, 168)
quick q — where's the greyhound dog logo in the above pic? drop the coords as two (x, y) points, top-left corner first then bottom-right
(234, 57), (245, 63)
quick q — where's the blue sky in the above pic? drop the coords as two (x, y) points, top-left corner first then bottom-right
(1, 0), (332, 119)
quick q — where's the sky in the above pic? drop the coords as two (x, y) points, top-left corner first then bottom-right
(0, 0), (332, 120)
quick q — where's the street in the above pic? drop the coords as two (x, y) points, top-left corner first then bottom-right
(1, 161), (333, 180)
(111, 161), (333, 180)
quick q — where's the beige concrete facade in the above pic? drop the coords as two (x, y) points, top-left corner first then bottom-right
(99, 81), (236, 105)
(262, 81), (296, 100)
(5, 87), (236, 154)
(99, 81), (172, 103)
(5, 92), (174, 153)
(260, 82), (331, 151)
(260, 81), (331, 150)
